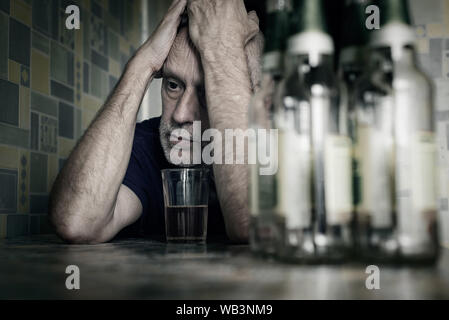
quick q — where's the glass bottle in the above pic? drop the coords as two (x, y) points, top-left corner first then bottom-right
(358, 0), (440, 264)
(249, 0), (292, 257)
(277, 0), (353, 263)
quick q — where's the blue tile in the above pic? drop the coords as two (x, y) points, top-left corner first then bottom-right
(0, 0), (9, 14)
(32, 0), (59, 40)
(7, 214), (29, 237)
(109, 75), (118, 91)
(31, 91), (58, 117)
(30, 111), (39, 150)
(91, 0), (102, 18)
(83, 8), (91, 61)
(30, 195), (49, 213)
(30, 152), (47, 193)
(91, 49), (109, 71)
(39, 215), (53, 234)
(58, 158), (66, 171)
(75, 108), (81, 139)
(9, 18), (31, 67)
(108, 29), (119, 61)
(0, 11), (8, 80)
(58, 102), (74, 139)
(0, 169), (18, 213)
(0, 123), (29, 148)
(108, 0), (122, 20)
(30, 215), (40, 234)
(83, 62), (89, 93)
(51, 80), (74, 103)
(90, 64), (108, 98)
(0, 79), (19, 126)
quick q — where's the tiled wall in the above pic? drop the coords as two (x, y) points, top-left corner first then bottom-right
(410, 0), (449, 246)
(0, 0), (144, 238)
(1, 0), (449, 242)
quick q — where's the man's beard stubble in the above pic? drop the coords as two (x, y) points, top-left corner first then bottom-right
(159, 118), (204, 168)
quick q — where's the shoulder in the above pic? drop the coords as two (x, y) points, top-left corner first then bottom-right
(135, 117), (161, 137)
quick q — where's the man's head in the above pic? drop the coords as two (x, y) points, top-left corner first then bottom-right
(159, 27), (209, 166)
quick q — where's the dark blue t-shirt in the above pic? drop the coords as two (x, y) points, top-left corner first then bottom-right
(118, 117), (228, 242)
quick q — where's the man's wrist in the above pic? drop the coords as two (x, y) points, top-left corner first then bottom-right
(125, 52), (157, 87)
(200, 41), (246, 65)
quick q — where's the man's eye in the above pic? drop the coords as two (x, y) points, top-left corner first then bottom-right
(168, 81), (179, 91)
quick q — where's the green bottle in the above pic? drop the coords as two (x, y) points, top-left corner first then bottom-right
(249, 0), (291, 257)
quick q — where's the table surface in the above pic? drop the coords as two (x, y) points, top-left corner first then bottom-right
(0, 235), (448, 299)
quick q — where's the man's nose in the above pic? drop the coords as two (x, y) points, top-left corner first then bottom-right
(172, 87), (200, 125)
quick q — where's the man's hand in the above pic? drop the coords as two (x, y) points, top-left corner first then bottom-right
(187, 0), (259, 56)
(185, 0), (262, 243)
(132, 0), (187, 79)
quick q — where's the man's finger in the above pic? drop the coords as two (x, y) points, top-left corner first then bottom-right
(247, 10), (259, 26)
(166, 0), (187, 19)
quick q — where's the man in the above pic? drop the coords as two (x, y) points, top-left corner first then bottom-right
(49, 0), (263, 244)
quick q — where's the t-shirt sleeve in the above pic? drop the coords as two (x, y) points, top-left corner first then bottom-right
(122, 135), (152, 215)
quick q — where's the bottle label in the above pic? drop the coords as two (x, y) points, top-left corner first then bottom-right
(249, 132), (278, 218)
(397, 132), (437, 243)
(356, 125), (395, 228)
(277, 130), (312, 229)
(324, 135), (353, 225)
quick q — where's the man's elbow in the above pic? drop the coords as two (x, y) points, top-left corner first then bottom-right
(226, 224), (249, 244)
(49, 206), (103, 245)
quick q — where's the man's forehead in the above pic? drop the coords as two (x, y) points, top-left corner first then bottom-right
(163, 28), (204, 86)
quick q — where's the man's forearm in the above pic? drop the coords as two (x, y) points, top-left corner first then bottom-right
(49, 60), (153, 242)
(201, 45), (252, 242)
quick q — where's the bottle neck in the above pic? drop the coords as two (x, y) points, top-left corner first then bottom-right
(395, 45), (417, 66)
(264, 0), (291, 54)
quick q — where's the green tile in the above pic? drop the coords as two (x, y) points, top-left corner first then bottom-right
(75, 108), (81, 139)
(0, 0), (10, 14)
(58, 102), (74, 139)
(0, 169), (18, 213)
(30, 152), (47, 193)
(90, 64), (108, 99)
(51, 41), (74, 87)
(9, 17), (30, 67)
(31, 91), (58, 117)
(108, 30), (119, 61)
(32, 0), (58, 40)
(0, 11), (8, 80)
(30, 111), (39, 150)
(0, 123), (29, 148)
(30, 215), (40, 234)
(39, 214), (53, 234)
(7, 214), (29, 238)
(32, 30), (50, 54)
(51, 80), (73, 102)
(30, 195), (48, 213)
(0, 79), (19, 126)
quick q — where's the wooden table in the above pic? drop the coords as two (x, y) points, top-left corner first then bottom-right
(1, 235), (448, 299)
